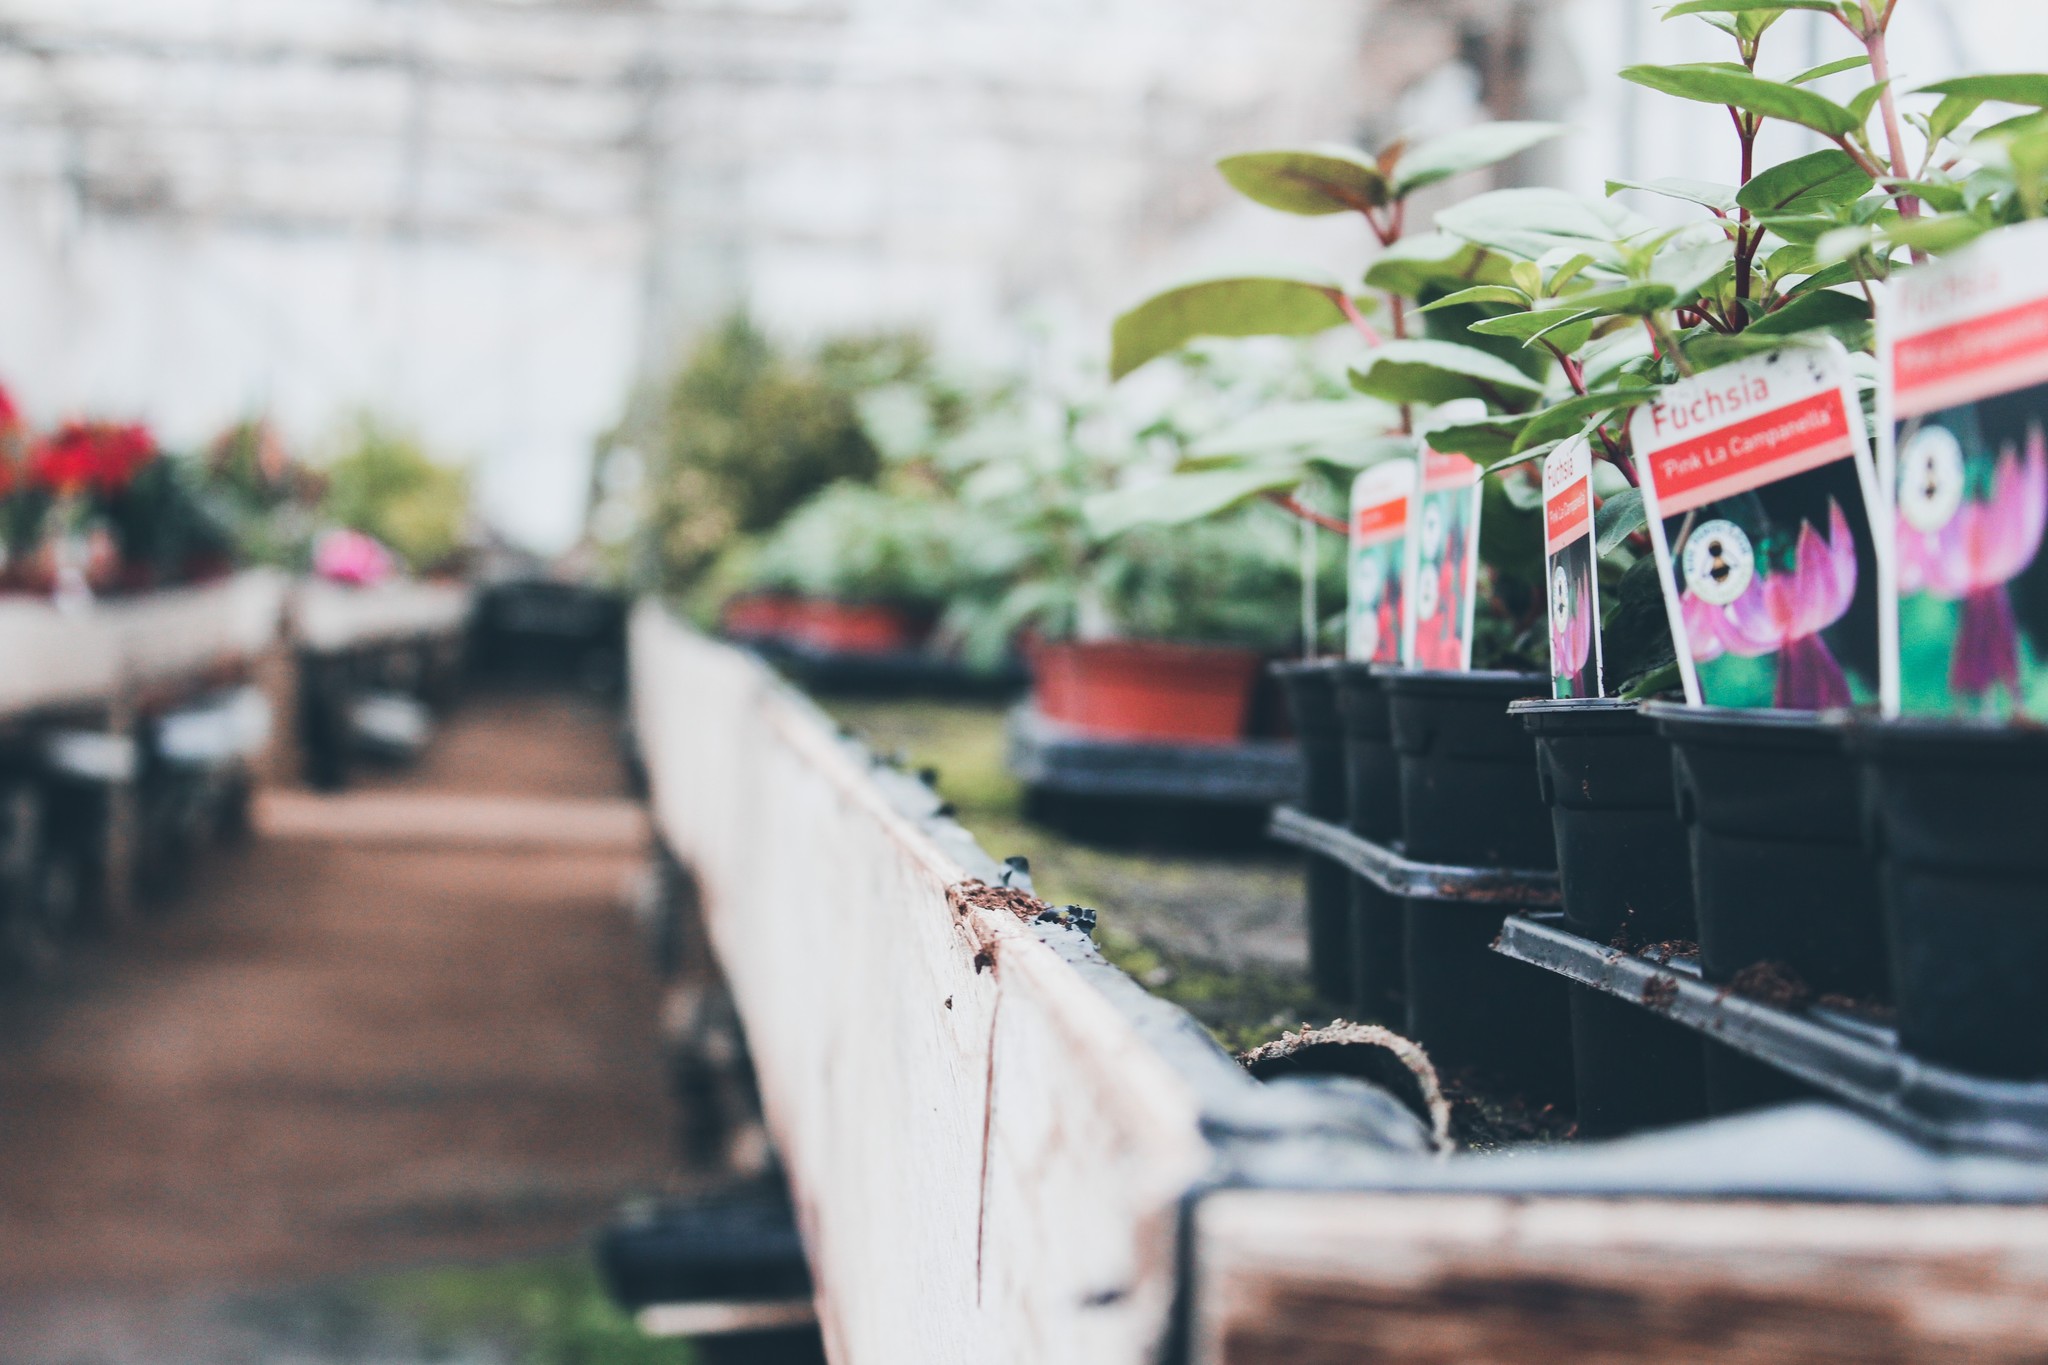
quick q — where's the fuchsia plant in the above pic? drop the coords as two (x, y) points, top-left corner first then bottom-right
(1105, 0), (2048, 692)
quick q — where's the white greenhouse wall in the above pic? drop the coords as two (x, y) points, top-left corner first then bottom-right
(0, 0), (2035, 550)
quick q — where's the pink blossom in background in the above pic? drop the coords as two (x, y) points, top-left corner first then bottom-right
(314, 528), (395, 587)
(1682, 500), (1858, 709)
(1896, 426), (2048, 702)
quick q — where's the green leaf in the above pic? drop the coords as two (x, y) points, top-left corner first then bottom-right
(1748, 288), (1871, 336)
(1082, 466), (1299, 539)
(1760, 211), (1848, 245)
(1789, 55), (1870, 86)
(1782, 259), (1871, 296)
(1919, 75), (2048, 107)
(1595, 488), (1647, 556)
(1606, 177), (1740, 213)
(1847, 80), (1889, 131)
(1736, 149), (1874, 213)
(1648, 230), (1737, 301)
(1469, 308), (1603, 351)
(1983, 109), (2048, 139)
(1348, 339), (1548, 410)
(1620, 63), (1861, 137)
(1927, 94), (1984, 146)
(1110, 271), (1352, 379)
(1417, 285), (1532, 313)
(1662, 0), (1843, 15)
(1309, 434), (1431, 474)
(1362, 233), (1514, 297)
(1887, 214), (1996, 254)
(1216, 146), (1391, 216)
(1513, 391), (1659, 454)
(1884, 180), (1969, 213)
(1185, 398), (1403, 462)
(1436, 188), (1651, 263)
(1484, 443), (1563, 474)
(1424, 414), (1531, 461)
(1392, 121), (1566, 196)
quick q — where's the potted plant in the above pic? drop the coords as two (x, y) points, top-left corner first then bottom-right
(1412, 0), (2026, 1113)
(1103, 120), (1568, 1026)
(737, 482), (983, 658)
(1837, 94), (2048, 1078)
(935, 357), (1336, 745)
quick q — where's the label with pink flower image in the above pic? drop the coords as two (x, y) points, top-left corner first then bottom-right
(1347, 457), (1417, 663)
(1543, 438), (1602, 700)
(1631, 342), (1883, 712)
(1402, 452), (1483, 672)
(1881, 220), (2048, 720)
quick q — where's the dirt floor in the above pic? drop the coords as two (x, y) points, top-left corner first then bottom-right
(0, 690), (682, 1364)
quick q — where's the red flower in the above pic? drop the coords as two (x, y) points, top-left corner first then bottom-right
(31, 421), (158, 495)
(0, 384), (19, 433)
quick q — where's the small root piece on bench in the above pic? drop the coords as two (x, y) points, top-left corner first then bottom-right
(1239, 1021), (1451, 1151)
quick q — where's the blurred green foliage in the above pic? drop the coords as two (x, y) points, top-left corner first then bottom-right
(635, 316), (882, 592)
(322, 417), (470, 572)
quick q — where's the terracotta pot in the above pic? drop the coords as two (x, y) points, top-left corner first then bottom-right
(1032, 639), (1263, 744)
(791, 599), (927, 655)
(720, 593), (801, 642)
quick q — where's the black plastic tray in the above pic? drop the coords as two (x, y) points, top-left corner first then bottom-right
(1267, 806), (1561, 907)
(1495, 912), (2048, 1159)
(1006, 706), (1300, 805)
(758, 641), (1026, 698)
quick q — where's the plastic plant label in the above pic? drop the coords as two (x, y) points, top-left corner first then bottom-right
(1630, 342), (1883, 711)
(1347, 458), (1416, 663)
(1402, 451), (1483, 672)
(1880, 220), (2048, 720)
(1543, 437), (1603, 699)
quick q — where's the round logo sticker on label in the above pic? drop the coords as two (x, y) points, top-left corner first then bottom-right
(1682, 519), (1755, 605)
(1419, 501), (1445, 557)
(1551, 563), (1571, 633)
(1413, 561), (1440, 621)
(1351, 609), (1379, 659)
(1899, 424), (1965, 535)
(1353, 554), (1383, 603)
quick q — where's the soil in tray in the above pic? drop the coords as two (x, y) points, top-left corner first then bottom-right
(1439, 1067), (1579, 1152)
(824, 697), (1318, 1051)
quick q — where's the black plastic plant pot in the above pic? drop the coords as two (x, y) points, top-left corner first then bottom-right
(1514, 698), (1706, 1136)
(1513, 698), (1696, 947)
(1383, 669), (1555, 868)
(1703, 1040), (1822, 1117)
(1568, 985), (1708, 1138)
(1647, 703), (1887, 1003)
(1335, 663), (1402, 1022)
(1273, 658), (1350, 1005)
(1384, 669), (1564, 1095)
(1847, 720), (2048, 1080)
(1405, 899), (1574, 1103)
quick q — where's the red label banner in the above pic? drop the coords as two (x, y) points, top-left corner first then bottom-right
(1642, 388), (1854, 516)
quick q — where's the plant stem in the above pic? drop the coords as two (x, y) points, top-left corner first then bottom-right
(1264, 490), (1348, 537)
(1335, 292), (1384, 346)
(1733, 111), (1758, 320)
(1859, 1), (1919, 222)
(1648, 317), (1695, 378)
(1542, 341), (1587, 397)
(1599, 430), (1641, 486)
